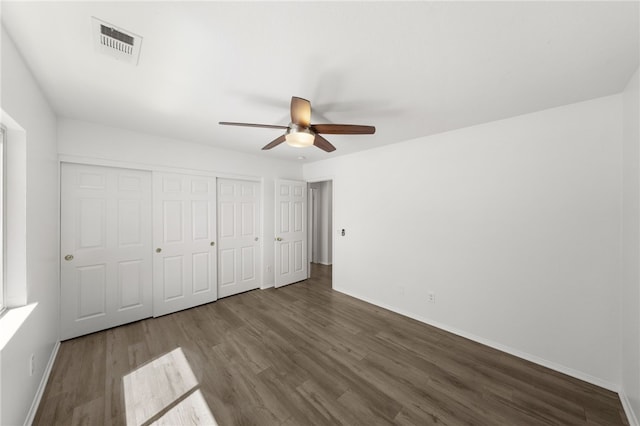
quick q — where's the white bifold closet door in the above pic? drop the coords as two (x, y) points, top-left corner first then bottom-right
(60, 164), (153, 340)
(152, 172), (217, 316)
(217, 179), (261, 298)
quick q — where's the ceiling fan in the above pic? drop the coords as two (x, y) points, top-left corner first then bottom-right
(219, 97), (375, 152)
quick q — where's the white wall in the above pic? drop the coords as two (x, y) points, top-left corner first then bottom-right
(304, 95), (623, 389)
(57, 118), (303, 287)
(309, 181), (332, 265)
(0, 26), (60, 425)
(621, 66), (640, 424)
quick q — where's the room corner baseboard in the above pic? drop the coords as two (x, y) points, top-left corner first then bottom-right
(333, 286), (619, 393)
(620, 390), (640, 426)
(24, 341), (60, 426)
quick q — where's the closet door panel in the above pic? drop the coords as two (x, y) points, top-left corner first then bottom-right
(217, 179), (261, 298)
(60, 164), (152, 340)
(153, 172), (217, 316)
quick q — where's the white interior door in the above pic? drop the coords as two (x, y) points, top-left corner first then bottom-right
(275, 179), (307, 287)
(217, 179), (261, 298)
(60, 164), (152, 340)
(153, 172), (217, 316)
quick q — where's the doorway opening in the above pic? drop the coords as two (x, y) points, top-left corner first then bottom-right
(308, 180), (333, 288)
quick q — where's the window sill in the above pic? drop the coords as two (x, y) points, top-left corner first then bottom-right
(0, 303), (37, 351)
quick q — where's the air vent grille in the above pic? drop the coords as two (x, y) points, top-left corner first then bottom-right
(92, 17), (142, 65)
(100, 25), (134, 54)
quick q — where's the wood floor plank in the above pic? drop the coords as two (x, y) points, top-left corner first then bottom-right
(71, 396), (104, 426)
(34, 264), (629, 426)
(104, 326), (130, 426)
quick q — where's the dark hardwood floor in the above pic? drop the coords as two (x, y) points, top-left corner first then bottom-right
(35, 264), (629, 425)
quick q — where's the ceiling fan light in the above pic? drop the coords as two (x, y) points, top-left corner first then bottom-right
(285, 128), (315, 148)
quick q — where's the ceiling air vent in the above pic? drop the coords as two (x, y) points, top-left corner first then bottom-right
(92, 17), (142, 65)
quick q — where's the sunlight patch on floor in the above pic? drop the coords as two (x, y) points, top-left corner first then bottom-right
(150, 389), (217, 425)
(123, 347), (217, 425)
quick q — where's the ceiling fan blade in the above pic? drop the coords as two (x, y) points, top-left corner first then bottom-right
(311, 124), (376, 135)
(290, 97), (311, 127)
(313, 134), (336, 152)
(219, 121), (288, 130)
(262, 134), (287, 150)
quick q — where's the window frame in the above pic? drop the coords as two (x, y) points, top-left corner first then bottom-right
(0, 126), (5, 314)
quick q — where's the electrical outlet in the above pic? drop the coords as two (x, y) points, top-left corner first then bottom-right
(267, 265), (272, 273)
(29, 354), (35, 376)
(399, 286), (405, 296)
(428, 292), (435, 303)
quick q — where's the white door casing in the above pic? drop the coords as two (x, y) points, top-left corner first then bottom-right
(153, 172), (217, 316)
(60, 164), (152, 340)
(307, 187), (315, 278)
(217, 179), (261, 298)
(275, 179), (307, 287)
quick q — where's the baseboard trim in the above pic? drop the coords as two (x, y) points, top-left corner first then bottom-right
(333, 286), (619, 392)
(620, 390), (640, 426)
(24, 341), (60, 426)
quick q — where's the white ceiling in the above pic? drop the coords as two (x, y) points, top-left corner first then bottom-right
(2, 1), (638, 163)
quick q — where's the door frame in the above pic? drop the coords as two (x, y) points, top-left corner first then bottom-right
(306, 178), (334, 284)
(307, 187), (315, 277)
(58, 155), (262, 181)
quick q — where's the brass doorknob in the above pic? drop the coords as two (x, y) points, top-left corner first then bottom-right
(210, 241), (215, 246)
(64, 254), (74, 261)
(275, 237), (283, 241)
(156, 248), (162, 253)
